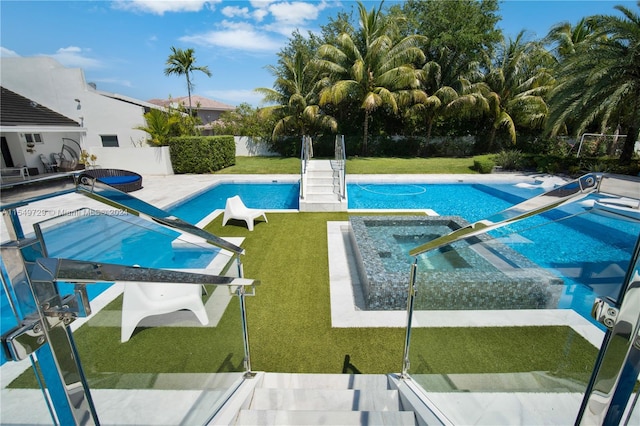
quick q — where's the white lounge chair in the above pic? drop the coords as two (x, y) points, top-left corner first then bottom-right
(222, 195), (268, 231)
(120, 281), (209, 343)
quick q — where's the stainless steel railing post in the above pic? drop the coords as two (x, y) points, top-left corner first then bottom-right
(401, 260), (418, 378)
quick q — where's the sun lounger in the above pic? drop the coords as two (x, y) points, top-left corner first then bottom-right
(222, 195), (268, 231)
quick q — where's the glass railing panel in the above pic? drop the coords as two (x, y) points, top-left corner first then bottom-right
(2, 209), (247, 425)
(375, 203), (639, 424)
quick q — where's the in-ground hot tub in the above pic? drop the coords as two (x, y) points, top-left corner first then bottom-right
(349, 215), (563, 310)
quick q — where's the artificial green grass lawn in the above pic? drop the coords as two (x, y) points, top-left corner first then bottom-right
(217, 156), (490, 175)
(10, 213), (597, 389)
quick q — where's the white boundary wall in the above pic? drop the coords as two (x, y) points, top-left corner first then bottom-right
(235, 136), (278, 157)
(87, 146), (174, 175)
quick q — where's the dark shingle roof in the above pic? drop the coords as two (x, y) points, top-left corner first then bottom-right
(0, 86), (80, 127)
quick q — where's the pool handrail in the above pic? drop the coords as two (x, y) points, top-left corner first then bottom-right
(409, 173), (600, 257)
(0, 172), (244, 255)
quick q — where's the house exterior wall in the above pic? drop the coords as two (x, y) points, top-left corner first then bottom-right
(1, 130), (85, 174)
(1, 57), (150, 151)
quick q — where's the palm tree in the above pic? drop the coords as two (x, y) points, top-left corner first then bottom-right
(135, 109), (178, 146)
(315, 1), (426, 155)
(164, 47), (212, 116)
(479, 32), (554, 150)
(256, 50), (337, 139)
(546, 3), (640, 163)
(545, 18), (596, 60)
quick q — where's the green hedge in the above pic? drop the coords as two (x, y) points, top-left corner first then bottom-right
(473, 158), (495, 174)
(168, 136), (235, 174)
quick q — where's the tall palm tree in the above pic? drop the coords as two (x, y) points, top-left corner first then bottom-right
(315, 1), (426, 155)
(546, 3), (640, 163)
(479, 32), (554, 150)
(545, 18), (596, 60)
(164, 47), (212, 116)
(256, 50), (337, 139)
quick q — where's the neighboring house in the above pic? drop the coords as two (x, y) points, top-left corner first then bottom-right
(1, 57), (159, 151)
(0, 86), (84, 175)
(147, 95), (235, 135)
(1, 57), (177, 175)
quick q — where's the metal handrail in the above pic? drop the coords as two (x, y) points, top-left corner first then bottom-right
(300, 135), (313, 199)
(334, 135), (346, 200)
(401, 172), (640, 386)
(1, 171), (259, 424)
(402, 173), (602, 376)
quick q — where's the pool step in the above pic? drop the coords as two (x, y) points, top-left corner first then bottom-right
(300, 160), (347, 212)
(209, 372), (418, 425)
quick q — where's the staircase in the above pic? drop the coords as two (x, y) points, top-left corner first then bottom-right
(211, 372), (419, 425)
(299, 160), (347, 212)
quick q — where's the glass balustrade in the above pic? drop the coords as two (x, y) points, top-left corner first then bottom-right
(1, 207), (254, 425)
(402, 203), (640, 424)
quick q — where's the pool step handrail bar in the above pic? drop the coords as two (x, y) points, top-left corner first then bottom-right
(0, 172), (244, 255)
(409, 173), (600, 257)
(334, 135), (346, 200)
(300, 135), (313, 199)
(1, 174), (258, 424)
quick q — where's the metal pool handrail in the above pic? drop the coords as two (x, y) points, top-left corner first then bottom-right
(1, 172), (259, 424)
(300, 135), (313, 199)
(334, 135), (346, 200)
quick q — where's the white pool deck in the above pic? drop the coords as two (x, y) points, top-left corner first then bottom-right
(1, 172), (626, 425)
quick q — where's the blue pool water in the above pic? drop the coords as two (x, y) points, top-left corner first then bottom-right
(1, 181), (638, 365)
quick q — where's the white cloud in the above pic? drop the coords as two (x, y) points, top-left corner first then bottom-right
(268, 1), (326, 26)
(112, 0), (220, 15)
(48, 46), (103, 69)
(222, 5), (250, 18)
(180, 21), (282, 52)
(252, 8), (269, 22)
(0, 46), (20, 57)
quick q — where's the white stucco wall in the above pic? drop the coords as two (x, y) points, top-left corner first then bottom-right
(86, 146), (174, 175)
(1, 57), (150, 150)
(235, 136), (278, 156)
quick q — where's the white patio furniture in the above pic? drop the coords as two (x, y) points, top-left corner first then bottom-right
(120, 281), (209, 343)
(222, 195), (268, 231)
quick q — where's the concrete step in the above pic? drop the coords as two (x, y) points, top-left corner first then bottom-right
(306, 160), (334, 171)
(248, 388), (402, 411)
(307, 176), (337, 186)
(235, 409), (416, 425)
(259, 373), (390, 390)
(303, 193), (341, 202)
(306, 185), (337, 195)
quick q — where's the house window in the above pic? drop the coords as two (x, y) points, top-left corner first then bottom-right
(101, 135), (119, 147)
(24, 133), (43, 144)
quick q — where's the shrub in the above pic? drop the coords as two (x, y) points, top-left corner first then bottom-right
(473, 158), (495, 174)
(493, 150), (524, 170)
(168, 136), (235, 173)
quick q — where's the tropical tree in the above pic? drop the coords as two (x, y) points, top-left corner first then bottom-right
(256, 49), (336, 139)
(545, 18), (596, 60)
(164, 46), (212, 115)
(135, 109), (179, 146)
(479, 31), (554, 150)
(315, 1), (426, 155)
(546, 2), (640, 163)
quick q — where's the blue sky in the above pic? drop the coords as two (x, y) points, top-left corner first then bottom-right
(0, 1), (634, 107)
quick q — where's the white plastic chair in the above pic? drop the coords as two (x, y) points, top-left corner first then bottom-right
(222, 195), (268, 231)
(120, 281), (209, 343)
